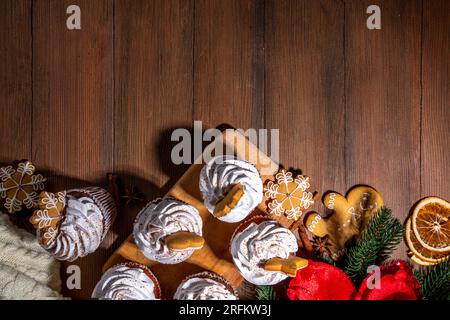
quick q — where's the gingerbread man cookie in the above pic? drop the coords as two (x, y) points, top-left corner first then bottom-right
(305, 186), (384, 260)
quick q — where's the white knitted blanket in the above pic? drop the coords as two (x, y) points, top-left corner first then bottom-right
(0, 213), (63, 299)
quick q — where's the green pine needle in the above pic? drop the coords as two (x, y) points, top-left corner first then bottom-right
(255, 285), (278, 300)
(414, 260), (450, 300)
(343, 207), (404, 284)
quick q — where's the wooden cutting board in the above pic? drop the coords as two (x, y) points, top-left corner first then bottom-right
(103, 129), (292, 298)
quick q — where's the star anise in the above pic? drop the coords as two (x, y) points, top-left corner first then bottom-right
(310, 235), (332, 257)
(121, 185), (145, 207)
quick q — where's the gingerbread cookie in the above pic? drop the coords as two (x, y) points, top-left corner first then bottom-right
(30, 187), (116, 261)
(30, 191), (66, 246)
(305, 185), (384, 260)
(264, 170), (314, 221)
(214, 183), (244, 218)
(263, 255), (308, 277)
(0, 161), (46, 214)
(165, 231), (205, 251)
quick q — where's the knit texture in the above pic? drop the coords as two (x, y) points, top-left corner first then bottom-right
(0, 213), (63, 299)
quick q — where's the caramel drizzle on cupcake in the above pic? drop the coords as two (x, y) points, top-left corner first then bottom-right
(29, 191), (66, 246)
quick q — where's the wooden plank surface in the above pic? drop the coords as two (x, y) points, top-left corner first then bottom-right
(421, 0), (450, 201)
(0, 0), (448, 300)
(0, 0), (32, 162)
(32, 0), (113, 299)
(345, 0), (421, 260)
(192, 0), (265, 298)
(113, 0), (197, 296)
(194, 0), (264, 129)
(265, 0), (346, 202)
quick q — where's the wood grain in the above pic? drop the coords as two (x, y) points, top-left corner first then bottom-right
(345, 0), (422, 258)
(421, 0), (450, 201)
(32, 0), (113, 299)
(194, 0), (264, 129)
(0, 0), (448, 300)
(113, 0), (195, 293)
(0, 0), (32, 162)
(193, 0), (265, 298)
(265, 0), (346, 201)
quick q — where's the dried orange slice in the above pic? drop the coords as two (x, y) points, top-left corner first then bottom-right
(410, 254), (434, 266)
(405, 218), (448, 264)
(411, 197), (450, 253)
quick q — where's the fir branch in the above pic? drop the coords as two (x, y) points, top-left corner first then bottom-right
(255, 286), (278, 300)
(414, 260), (450, 300)
(318, 252), (337, 266)
(343, 207), (404, 284)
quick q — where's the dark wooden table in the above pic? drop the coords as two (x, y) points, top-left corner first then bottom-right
(0, 0), (448, 299)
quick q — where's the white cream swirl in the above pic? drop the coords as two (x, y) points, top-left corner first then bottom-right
(133, 198), (203, 264)
(231, 220), (298, 285)
(174, 276), (237, 300)
(92, 264), (158, 300)
(43, 195), (104, 261)
(199, 156), (263, 223)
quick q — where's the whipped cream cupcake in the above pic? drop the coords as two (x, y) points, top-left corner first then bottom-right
(30, 187), (116, 261)
(199, 156), (263, 223)
(92, 262), (161, 300)
(230, 217), (305, 285)
(133, 198), (204, 264)
(174, 272), (238, 300)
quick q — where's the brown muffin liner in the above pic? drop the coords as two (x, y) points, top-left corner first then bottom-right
(176, 271), (238, 299)
(230, 215), (273, 245)
(113, 261), (162, 299)
(68, 187), (117, 241)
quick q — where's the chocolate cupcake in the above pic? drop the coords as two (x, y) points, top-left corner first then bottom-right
(174, 272), (238, 300)
(133, 198), (204, 264)
(230, 216), (305, 285)
(92, 262), (161, 300)
(30, 187), (116, 261)
(199, 156), (263, 223)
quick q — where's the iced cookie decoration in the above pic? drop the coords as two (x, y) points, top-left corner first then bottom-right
(30, 187), (117, 261)
(263, 255), (308, 277)
(230, 216), (304, 285)
(133, 198), (204, 264)
(199, 156), (263, 223)
(264, 170), (314, 221)
(174, 272), (238, 300)
(0, 160), (46, 214)
(30, 191), (66, 247)
(92, 262), (161, 300)
(405, 197), (450, 266)
(305, 185), (384, 260)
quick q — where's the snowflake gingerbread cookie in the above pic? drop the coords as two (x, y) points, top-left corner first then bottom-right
(0, 160), (47, 214)
(264, 170), (314, 221)
(30, 191), (66, 246)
